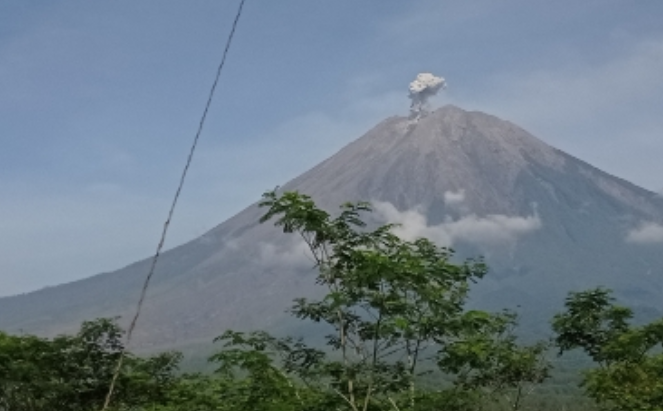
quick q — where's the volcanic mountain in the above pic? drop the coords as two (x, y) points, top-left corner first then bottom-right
(1, 105), (661, 347)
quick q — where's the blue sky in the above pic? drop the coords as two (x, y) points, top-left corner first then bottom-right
(1, 1), (661, 296)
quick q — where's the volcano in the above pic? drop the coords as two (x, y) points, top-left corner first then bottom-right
(1, 105), (661, 347)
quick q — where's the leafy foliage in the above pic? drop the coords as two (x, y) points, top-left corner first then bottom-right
(0, 318), (181, 411)
(552, 288), (662, 411)
(218, 190), (551, 410)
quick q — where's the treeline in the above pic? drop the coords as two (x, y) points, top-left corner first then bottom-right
(1, 191), (660, 411)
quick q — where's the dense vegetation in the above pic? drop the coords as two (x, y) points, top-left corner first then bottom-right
(0, 192), (660, 411)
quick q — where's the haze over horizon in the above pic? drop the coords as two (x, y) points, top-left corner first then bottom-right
(1, 1), (661, 296)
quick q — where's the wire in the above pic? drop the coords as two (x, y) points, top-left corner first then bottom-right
(100, 1), (247, 409)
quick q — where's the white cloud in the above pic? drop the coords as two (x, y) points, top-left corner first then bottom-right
(374, 201), (541, 247)
(443, 213), (542, 245)
(626, 222), (663, 244)
(443, 190), (465, 205)
(258, 239), (314, 270)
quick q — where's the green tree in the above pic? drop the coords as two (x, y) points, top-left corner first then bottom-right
(552, 288), (662, 411)
(209, 190), (550, 411)
(0, 318), (181, 411)
(439, 310), (550, 410)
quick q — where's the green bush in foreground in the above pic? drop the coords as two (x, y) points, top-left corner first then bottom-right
(553, 288), (662, 411)
(0, 317), (181, 411)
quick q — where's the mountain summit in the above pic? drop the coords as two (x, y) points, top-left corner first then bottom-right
(1, 105), (661, 346)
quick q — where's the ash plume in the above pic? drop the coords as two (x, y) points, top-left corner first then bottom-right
(408, 73), (446, 119)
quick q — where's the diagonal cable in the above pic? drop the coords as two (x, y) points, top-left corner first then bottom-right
(101, 1), (247, 409)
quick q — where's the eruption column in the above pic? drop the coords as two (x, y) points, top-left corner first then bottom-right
(408, 73), (446, 120)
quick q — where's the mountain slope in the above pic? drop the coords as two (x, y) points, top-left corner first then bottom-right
(1, 105), (660, 346)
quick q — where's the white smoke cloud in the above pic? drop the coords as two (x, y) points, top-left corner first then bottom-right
(444, 213), (542, 245)
(374, 203), (454, 245)
(626, 222), (663, 244)
(409, 72), (446, 117)
(374, 201), (541, 247)
(258, 239), (314, 269)
(443, 189), (465, 205)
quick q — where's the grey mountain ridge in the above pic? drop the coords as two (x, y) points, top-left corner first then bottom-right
(1, 105), (661, 347)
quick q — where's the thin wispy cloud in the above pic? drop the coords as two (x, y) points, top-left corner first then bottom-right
(626, 222), (663, 244)
(374, 201), (541, 247)
(443, 190), (465, 205)
(258, 239), (314, 270)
